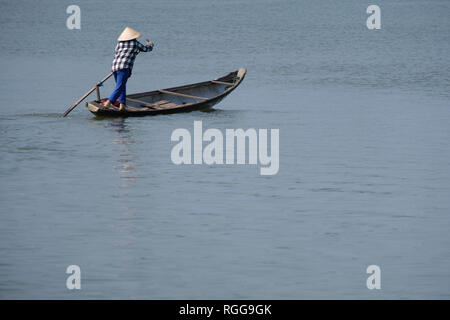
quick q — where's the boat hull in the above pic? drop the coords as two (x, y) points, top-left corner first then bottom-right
(86, 68), (246, 117)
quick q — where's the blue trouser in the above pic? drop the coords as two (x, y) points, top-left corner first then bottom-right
(108, 68), (130, 104)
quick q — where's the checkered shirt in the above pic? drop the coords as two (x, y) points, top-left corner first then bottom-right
(112, 40), (153, 72)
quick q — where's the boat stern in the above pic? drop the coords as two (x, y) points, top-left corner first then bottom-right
(86, 101), (100, 113)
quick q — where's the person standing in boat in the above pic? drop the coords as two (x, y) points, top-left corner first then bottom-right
(103, 27), (154, 111)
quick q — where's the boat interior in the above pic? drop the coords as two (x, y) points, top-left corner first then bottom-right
(107, 69), (243, 111)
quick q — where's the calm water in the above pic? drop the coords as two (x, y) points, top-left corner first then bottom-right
(1, 0), (450, 299)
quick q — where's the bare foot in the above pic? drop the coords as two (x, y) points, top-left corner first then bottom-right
(118, 103), (126, 112)
(102, 100), (112, 108)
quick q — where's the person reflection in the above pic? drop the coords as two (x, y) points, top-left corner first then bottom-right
(109, 118), (140, 191)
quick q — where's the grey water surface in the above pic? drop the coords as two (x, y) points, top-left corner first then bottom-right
(1, 0), (450, 299)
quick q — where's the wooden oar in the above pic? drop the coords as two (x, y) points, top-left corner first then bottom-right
(61, 72), (114, 117)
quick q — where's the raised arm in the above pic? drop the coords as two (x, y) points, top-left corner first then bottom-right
(137, 39), (154, 52)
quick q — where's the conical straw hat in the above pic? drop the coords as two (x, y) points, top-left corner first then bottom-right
(117, 27), (141, 41)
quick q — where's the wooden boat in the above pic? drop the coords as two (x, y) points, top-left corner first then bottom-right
(86, 68), (246, 117)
